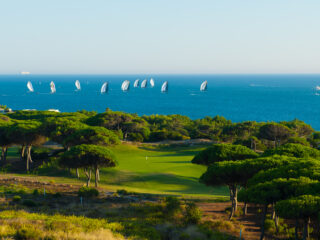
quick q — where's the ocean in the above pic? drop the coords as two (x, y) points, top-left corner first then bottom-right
(1, 74), (320, 129)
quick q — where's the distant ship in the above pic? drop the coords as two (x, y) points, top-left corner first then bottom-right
(50, 81), (56, 93)
(75, 80), (81, 91)
(27, 81), (34, 92)
(21, 72), (30, 75)
(161, 81), (168, 92)
(134, 79), (139, 88)
(150, 78), (155, 87)
(121, 80), (130, 91)
(200, 81), (207, 91)
(316, 86), (320, 91)
(101, 82), (108, 94)
(141, 79), (147, 88)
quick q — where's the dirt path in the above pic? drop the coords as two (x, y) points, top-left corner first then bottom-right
(198, 202), (262, 240)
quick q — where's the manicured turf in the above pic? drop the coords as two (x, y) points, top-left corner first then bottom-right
(96, 144), (228, 198)
(4, 144), (229, 199)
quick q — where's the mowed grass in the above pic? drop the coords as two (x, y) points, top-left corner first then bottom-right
(92, 144), (227, 198)
(4, 144), (228, 199)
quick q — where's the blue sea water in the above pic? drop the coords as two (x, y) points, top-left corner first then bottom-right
(1, 74), (320, 129)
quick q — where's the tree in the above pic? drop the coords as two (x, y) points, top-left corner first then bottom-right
(262, 143), (320, 159)
(63, 126), (120, 148)
(238, 177), (320, 240)
(281, 119), (314, 137)
(248, 159), (320, 187)
(59, 144), (117, 187)
(200, 155), (298, 219)
(276, 195), (320, 240)
(258, 123), (293, 147)
(7, 120), (46, 172)
(42, 116), (87, 148)
(0, 115), (13, 162)
(192, 143), (258, 166)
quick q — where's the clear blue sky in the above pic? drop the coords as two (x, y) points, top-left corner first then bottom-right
(0, 0), (319, 74)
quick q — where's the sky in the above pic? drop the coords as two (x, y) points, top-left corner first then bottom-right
(0, 0), (319, 74)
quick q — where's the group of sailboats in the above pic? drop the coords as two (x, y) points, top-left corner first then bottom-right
(27, 79), (207, 94)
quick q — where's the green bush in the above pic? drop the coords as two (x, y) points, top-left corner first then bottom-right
(264, 219), (276, 233)
(32, 189), (39, 196)
(164, 196), (182, 218)
(15, 226), (42, 240)
(53, 192), (62, 198)
(78, 186), (99, 198)
(22, 199), (37, 207)
(12, 195), (22, 202)
(184, 202), (202, 225)
(117, 189), (129, 195)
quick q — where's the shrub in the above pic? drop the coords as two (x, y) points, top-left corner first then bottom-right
(53, 192), (62, 198)
(164, 196), (181, 218)
(32, 189), (39, 196)
(184, 202), (202, 225)
(264, 219), (276, 233)
(78, 186), (99, 198)
(117, 189), (129, 195)
(22, 199), (37, 207)
(12, 195), (21, 202)
(15, 226), (42, 240)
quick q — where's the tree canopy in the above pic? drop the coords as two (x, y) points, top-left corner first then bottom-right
(192, 143), (258, 166)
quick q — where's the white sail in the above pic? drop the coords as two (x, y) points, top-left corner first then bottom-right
(161, 81), (168, 92)
(141, 79), (147, 88)
(101, 82), (108, 93)
(50, 81), (56, 93)
(316, 86), (320, 91)
(150, 78), (155, 87)
(121, 80), (130, 91)
(27, 81), (34, 92)
(75, 80), (81, 90)
(134, 79), (139, 88)
(200, 81), (207, 91)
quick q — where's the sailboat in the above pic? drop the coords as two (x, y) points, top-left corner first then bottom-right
(150, 78), (155, 87)
(200, 81), (207, 91)
(134, 79), (139, 88)
(27, 81), (34, 92)
(161, 81), (168, 92)
(121, 80), (130, 91)
(50, 81), (56, 93)
(316, 86), (320, 91)
(101, 82), (108, 94)
(141, 79), (147, 88)
(75, 80), (81, 91)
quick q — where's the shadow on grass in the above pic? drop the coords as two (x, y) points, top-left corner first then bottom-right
(98, 171), (228, 196)
(138, 144), (210, 154)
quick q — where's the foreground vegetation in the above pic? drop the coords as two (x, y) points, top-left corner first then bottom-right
(1, 109), (320, 239)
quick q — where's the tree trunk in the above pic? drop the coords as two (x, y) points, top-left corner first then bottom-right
(229, 185), (238, 220)
(274, 214), (279, 233)
(20, 145), (26, 161)
(94, 166), (99, 187)
(4, 147), (7, 162)
(295, 219), (299, 240)
(1, 147), (5, 161)
(229, 186), (234, 219)
(97, 169), (100, 181)
(243, 202), (248, 216)
(303, 218), (309, 240)
(26, 145), (32, 172)
(271, 203), (275, 219)
(260, 204), (268, 240)
(84, 168), (92, 187)
(76, 168), (80, 178)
